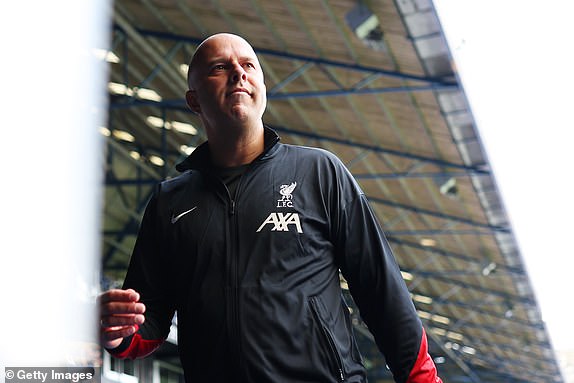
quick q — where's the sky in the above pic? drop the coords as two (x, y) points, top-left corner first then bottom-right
(433, 0), (574, 375)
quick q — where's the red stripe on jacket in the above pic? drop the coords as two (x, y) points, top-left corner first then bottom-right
(110, 325), (164, 359)
(407, 327), (443, 383)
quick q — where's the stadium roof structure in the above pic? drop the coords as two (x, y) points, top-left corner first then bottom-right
(100, 1), (564, 382)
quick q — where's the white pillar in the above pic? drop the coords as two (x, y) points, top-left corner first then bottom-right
(0, 0), (111, 369)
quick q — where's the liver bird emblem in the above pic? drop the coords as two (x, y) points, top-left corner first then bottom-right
(279, 182), (297, 199)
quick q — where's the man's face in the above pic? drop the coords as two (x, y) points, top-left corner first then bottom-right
(187, 34), (267, 128)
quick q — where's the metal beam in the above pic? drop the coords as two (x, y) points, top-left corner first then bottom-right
(407, 268), (535, 305)
(119, 26), (457, 87)
(270, 124), (487, 173)
(425, 328), (482, 383)
(268, 61), (314, 94)
(387, 229), (501, 236)
(353, 170), (489, 179)
(113, 14), (186, 92)
(108, 98), (489, 175)
(419, 295), (543, 330)
(370, 196), (508, 232)
(267, 83), (458, 99)
(388, 237), (525, 277)
(138, 41), (184, 88)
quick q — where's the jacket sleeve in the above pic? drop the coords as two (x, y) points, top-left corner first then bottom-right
(333, 171), (441, 383)
(107, 187), (176, 359)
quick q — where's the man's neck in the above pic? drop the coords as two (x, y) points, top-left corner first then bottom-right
(208, 122), (265, 168)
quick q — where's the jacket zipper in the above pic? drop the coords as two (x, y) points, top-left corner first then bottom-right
(225, 176), (244, 376)
(229, 196), (241, 367)
(216, 159), (265, 376)
(214, 173), (242, 376)
(310, 297), (345, 382)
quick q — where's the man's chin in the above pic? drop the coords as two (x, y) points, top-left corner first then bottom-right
(228, 106), (254, 122)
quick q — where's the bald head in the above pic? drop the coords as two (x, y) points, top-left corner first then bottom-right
(187, 33), (262, 90)
(184, 32), (267, 137)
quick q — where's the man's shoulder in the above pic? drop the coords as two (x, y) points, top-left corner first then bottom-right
(158, 170), (198, 194)
(278, 142), (362, 196)
(280, 143), (341, 163)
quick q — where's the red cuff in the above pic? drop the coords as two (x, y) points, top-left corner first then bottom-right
(111, 325), (164, 359)
(407, 327), (443, 383)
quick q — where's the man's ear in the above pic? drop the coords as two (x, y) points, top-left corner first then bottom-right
(186, 90), (201, 114)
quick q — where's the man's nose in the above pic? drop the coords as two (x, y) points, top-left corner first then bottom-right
(230, 64), (247, 83)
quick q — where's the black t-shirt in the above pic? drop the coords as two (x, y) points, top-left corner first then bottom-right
(211, 163), (250, 200)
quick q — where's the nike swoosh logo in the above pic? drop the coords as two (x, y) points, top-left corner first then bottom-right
(170, 206), (197, 224)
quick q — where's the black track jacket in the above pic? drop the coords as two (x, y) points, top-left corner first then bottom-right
(109, 128), (441, 383)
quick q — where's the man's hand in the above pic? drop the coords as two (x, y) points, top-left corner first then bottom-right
(99, 289), (146, 350)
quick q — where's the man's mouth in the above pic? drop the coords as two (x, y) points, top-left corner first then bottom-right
(229, 88), (250, 96)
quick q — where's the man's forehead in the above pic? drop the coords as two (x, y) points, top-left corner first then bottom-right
(187, 33), (261, 87)
(194, 34), (257, 63)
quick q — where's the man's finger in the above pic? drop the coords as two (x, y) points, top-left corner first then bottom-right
(101, 314), (145, 328)
(99, 289), (140, 304)
(101, 325), (137, 343)
(101, 301), (146, 316)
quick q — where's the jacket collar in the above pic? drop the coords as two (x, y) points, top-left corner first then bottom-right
(175, 125), (280, 172)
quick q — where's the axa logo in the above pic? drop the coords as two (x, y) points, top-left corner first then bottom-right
(257, 181), (303, 233)
(256, 212), (303, 233)
(277, 182), (297, 208)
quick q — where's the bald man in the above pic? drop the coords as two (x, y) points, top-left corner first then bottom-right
(101, 33), (442, 383)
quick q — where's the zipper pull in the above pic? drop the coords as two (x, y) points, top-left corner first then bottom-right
(230, 200), (235, 216)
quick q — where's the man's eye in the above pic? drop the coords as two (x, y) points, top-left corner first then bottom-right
(244, 62), (255, 69)
(213, 64), (226, 71)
